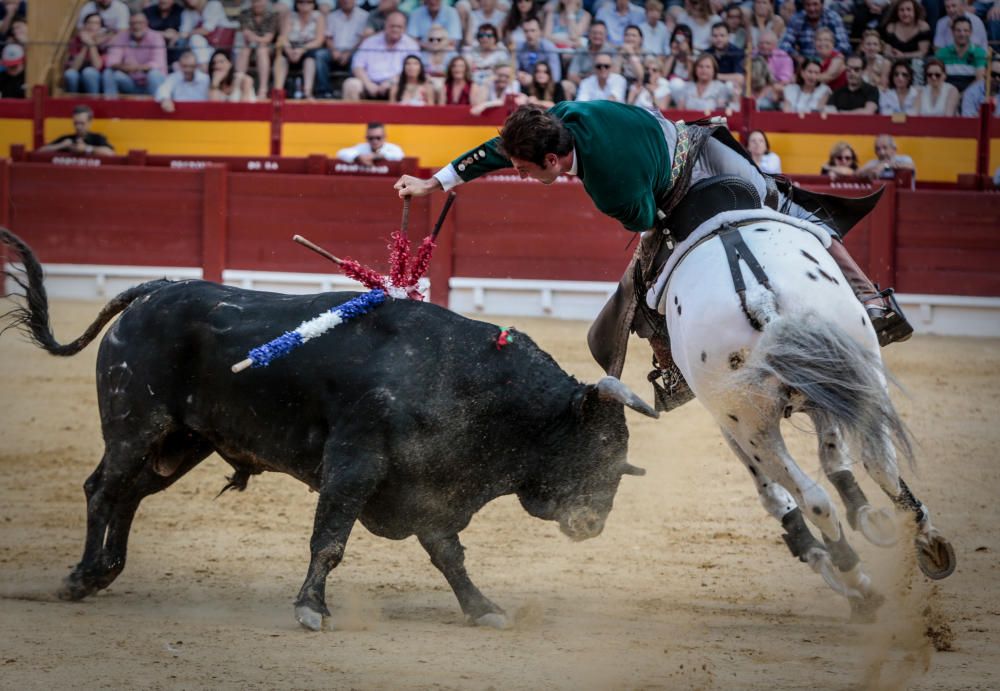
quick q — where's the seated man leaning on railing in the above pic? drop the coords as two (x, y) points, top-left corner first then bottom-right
(37, 105), (115, 156)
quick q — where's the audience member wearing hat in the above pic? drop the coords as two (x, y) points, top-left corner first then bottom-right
(0, 42), (26, 98)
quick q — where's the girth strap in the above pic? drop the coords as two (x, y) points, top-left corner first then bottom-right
(718, 223), (771, 331)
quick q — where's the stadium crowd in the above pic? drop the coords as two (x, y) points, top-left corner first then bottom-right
(0, 0), (996, 116)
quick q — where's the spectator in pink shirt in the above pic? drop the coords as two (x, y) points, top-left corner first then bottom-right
(342, 10), (418, 100)
(756, 29), (794, 85)
(102, 12), (167, 96)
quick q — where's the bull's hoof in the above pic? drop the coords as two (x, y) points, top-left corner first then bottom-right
(848, 591), (885, 624)
(857, 506), (897, 547)
(473, 612), (510, 630)
(295, 605), (325, 632)
(58, 574), (96, 601)
(916, 532), (957, 580)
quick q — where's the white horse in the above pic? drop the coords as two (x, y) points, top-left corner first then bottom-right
(649, 206), (956, 618)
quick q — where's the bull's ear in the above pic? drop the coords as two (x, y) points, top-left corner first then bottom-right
(595, 376), (659, 419)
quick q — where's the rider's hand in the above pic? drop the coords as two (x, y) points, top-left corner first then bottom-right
(394, 175), (441, 198)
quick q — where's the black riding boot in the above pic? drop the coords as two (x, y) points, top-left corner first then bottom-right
(827, 239), (913, 347)
(646, 332), (695, 412)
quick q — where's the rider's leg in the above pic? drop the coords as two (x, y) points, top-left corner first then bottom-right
(690, 138), (769, 201)
(827, 238), (913, 346)
(646, 328), (693, 412)
(693, 137), (913, 347)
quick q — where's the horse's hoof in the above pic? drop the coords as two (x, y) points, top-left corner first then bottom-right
(58, 575), (95, 601)
(295, 605), (325, 632)
(806, 548), (861, 599)
(916, 531), (957, 580)
(848, 591), (885, 624)
(473, 612), (510, 630)
(857, 506), (898, 547)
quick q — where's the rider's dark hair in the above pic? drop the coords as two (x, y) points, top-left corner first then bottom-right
(499, 105), (574, 167)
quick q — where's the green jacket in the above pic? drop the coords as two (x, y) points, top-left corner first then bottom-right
(448, 101), (673, 231)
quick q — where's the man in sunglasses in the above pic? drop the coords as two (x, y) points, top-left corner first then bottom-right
(394, 102), (912, 409)
(408, 0), (462, 49)
(827, 54), (879, 113)
(576, 55), (627, 101)
(336, 122), (404, 166)
(960, 57), (1000, 115)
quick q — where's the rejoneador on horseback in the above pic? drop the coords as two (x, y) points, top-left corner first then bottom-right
(394, 102), (954, 615)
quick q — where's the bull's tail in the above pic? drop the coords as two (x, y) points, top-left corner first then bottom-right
(1, 228), (173, 356)
(736, 297), (914, 483)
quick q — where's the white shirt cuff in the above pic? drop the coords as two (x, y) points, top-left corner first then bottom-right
(433, 164), (464, 192)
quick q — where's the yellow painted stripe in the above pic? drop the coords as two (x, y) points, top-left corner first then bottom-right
(0, 118), (32, 154)
(42, 118), (271, 156)
(282, 123), (499, 166)
(0, 115), (983, 182)
(768, 132), (976, 183)
(990, 138), (1000, 177)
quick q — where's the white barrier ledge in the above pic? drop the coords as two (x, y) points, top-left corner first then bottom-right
(4, 265), (998, 338)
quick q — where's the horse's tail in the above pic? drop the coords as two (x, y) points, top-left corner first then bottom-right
(737, 291), (914, 480)
(2, 228), (173, 357)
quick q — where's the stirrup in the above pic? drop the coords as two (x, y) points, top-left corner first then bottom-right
(648, 357), (695, 412)
(865, 287), (913, 347)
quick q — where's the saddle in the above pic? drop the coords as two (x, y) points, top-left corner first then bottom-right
(588, 124), (885, 394)
(593, 174), (764, 366)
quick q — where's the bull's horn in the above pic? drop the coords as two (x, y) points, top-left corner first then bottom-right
(623, 463), (647, 476)
(596, 376), (659, 419)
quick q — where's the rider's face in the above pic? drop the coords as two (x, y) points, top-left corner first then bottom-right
(510, 154), (561, 184)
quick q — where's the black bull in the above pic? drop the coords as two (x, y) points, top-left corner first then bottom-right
(1, 230), (657, 631)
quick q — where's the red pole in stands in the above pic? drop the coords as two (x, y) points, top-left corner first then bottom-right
(0, 158), (9, 283)
(31, 85), (46, 151)
(740, 96), (755, 144)
(201, 165), (228, 283)
(975, 102), (992, 188)
(0, 157), (9, 227)
(270, 89), (284, 156)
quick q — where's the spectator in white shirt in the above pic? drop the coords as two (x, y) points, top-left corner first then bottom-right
(336, 122), (405, 164)
(320, 0), (369, 96)
(156, 50), (210, 112)
(576, 53), (627, 101)
(470, 62), (524, 114)
(595, 0), (645, 45)
(178, 0), (236, 69)
(640, 0), (669, 56)
(933, 0), (989, 47)
(76, 0), (130, 31)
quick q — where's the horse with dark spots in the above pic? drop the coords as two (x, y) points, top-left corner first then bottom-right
(1, 229), (656, 631)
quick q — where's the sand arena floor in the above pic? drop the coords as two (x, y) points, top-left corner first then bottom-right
(1, 299), (998, 690)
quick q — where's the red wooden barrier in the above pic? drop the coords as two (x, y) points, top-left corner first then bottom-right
(447, 176), (628, 281)
(10, 145), (420, 177)
(8, 162), (205, 267)
(3, 159), (998, 301)
(894, 190), (1000, 296)
(226, 174), (431, 276)
(202, 165), (227, 283)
